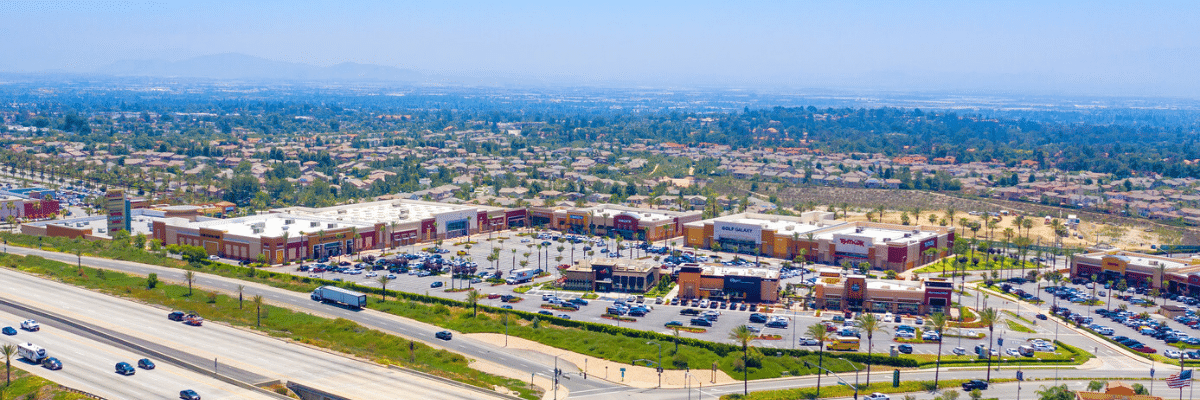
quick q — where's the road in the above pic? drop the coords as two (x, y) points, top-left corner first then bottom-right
(0, 303), (276, 400)
(0, 245), (1166, 400)
(0, 264), (506, 400)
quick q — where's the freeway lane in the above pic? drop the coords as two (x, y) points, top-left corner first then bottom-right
(0, 265), (506, 400)
(2, 246), (1154, 399)
(0, 306), (276, 400)
(3, 245), (617, 395)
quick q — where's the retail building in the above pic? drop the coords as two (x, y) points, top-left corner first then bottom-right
(1071, 249), (1200, 295)
(810, 272), (954, 315)
(562, 258), (661, 293)
(675, 264), (781, 303)
(528, 204), (702, 241)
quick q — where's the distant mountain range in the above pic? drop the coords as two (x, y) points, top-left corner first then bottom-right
(94, 53), (422, 82)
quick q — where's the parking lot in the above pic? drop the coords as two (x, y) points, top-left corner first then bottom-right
(1003, 275), (1200, 359)
(252, 228), (1088, 359)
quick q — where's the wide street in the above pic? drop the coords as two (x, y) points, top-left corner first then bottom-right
(0, 258), (508, 400)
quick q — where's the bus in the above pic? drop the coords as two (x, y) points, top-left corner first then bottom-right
(826, 336), (860, 351)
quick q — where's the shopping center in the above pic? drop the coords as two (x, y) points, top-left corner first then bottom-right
(1071, 249), (1200, 295)
(276, 198), (524, 247)
(528, 204), (702, 241)
(810, 271), (955, 315)
(675, 264), (781, 303)
(682, 212), (954, 271)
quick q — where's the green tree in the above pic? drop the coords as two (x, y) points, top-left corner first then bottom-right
(378, 275), (391, 301)
(1, 343), (13, 386)
(146, 273), (158, 289)
(806, 323), (832, 396)
(979, 308), (998, 381)
(855, 313), (884, 385)
(184, 270), (196, 296)
(466, 289), (482, 317)
(1087, 381), (1107, 391)
(1036, 384), (1075, 400)
(729, 325), (756, 396)
(253, 294), (264, 327)
(930, 312), (949, 388)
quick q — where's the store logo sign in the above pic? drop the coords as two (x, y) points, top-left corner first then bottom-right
(839, 238), (866, 247)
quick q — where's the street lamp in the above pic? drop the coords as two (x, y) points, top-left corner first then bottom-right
(647, 341), (663, 387)
(805, 360), (859, 400)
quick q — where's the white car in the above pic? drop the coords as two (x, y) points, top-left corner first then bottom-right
(20, 320), (39, 331)
(797, 337), (819, 346)
(208, 255), (220, 260)
(894, 330), (915, 339)
(864, 393), (891, 400)
(1166, 349), (1183, 359)
(952, 346), (966, 355)
(365, 271), (378, 278)
(1005, 348), (1020, 357)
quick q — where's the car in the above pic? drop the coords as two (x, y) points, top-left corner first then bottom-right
(1166, 349), (1183, 359)
(138, 358), (155, 369)
(42, 357), (61, 370)
(115, 362), (136, 375)
(20, 320), (39, 331)
(864, 393), (891, 400)
(557, 314), (571, 320)
(894, 315), (902, 323)
(538, 310), (554, 316)
(180, 389), (202, 400)
(690, 318), (713, 327)
(897, 344), (913, 354)
(500, 305), (514, 309)
(894, 330), (915, 339)
(208, 255), (219, 260)
(749, 313), (768, 323)
(963, 380), (989, 390)
(168, 311), (186, 321)
(1, 327), (15, 336)
(952, 346), (966, 355)
(1006, 348), (1021, 357)
(435, 330), (453, 340)
(1036, 314), (1048, 320)
(430, 281), (444, 288)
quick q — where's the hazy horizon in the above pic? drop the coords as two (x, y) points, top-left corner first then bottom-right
(2, 1), (1199, 97)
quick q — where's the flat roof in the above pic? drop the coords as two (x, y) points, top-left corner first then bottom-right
(815, 225), (939, 245)
(587, 206), (679, 224)
(190, 213), (372, 239)
(1082, 250), (1199, 272)
(277, 199), (491, 225)
(687, 211), (844, 235)
(697, 264), (780, 279)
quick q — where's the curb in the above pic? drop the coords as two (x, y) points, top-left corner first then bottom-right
(386, 365), (524, 400)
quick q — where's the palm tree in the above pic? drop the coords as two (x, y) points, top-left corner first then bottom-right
(929, 312), (949, 389)
(466, 289), (482, 317)
(237, 284), (245, 309)
(253, 295), (264, 327)
(184, 270), (196, 296)
(806, 323), (832, 396)
(730, 324), (756, 396)
(1, 343), (14, 386)
(377, 275), (391, 301)
(979, 308), (998, 382)
(856, 313), (884, 385)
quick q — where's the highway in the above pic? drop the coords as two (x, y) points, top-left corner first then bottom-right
(0, 305), (276, 400)
(0, 245), (1163, 399)
(0, 264), (507, 400)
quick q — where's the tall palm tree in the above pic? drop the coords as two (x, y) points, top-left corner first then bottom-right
(1, 343), (14, 386)
(253, 295), (264, 327)
(806, 323), (832, 396)
(729, 325), (757, 396)
(929, 312), (949, 388)
(184, 270), (196, 296)
(856, 313), (884, 385)
(979, 308), (998, 382)
(466, 289), (482, 317)
(377, 275), (391, 301)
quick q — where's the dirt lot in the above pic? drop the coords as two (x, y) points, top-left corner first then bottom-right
(717, 181), (1199, 250)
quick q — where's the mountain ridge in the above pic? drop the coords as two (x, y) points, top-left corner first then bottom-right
(93, 53), (421, 82)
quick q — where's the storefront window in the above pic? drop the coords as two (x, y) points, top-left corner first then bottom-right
(897, 303), (920, 314)
(825, 299), (841, 309)
(870, 302), (889, 313)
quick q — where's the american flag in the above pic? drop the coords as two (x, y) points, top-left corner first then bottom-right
(1167, 370), (1193, 388)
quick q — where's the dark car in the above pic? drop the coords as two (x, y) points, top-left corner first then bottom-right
(138, 358), (155, 370)
(42, 357), (62, 370)
(680, 308), (701, 316)
(665, 321), (684, 328)
(749, 313), (768, 323)
(500, 305), (514, 309)
(435, 331), (453, 340)
(168, 311), (185, 321)
(690, 318), (713, 327)
(897, 344), (914, 354)
(894, 315), (902, 323)
(963, 380), (989, 390)
(1, 327), (15, 336)
(1036, 314), (1048, 320)
(115, 362), (136, 376)
(180, 389), (201, 400)
(538, 310), (554, 316)
(430, 281), (444, 288)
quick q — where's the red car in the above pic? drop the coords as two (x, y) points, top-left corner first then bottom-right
(1133, 345), (1157, 354)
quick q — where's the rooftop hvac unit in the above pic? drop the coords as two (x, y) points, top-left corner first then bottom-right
(785, 225), (795, 231)
(310, 222), (319, 228)
(338, 209), (347, 214)
(252, 226), (264, 234)
(327, 223), (337, 229)
(855, 227), (863, 233)
(281, 225), (289, 230)
(913, 229), (920, 233)
(903, 233), (911, 238)
(284, 219), (294, 225)
(1150, 261), (1159, 266)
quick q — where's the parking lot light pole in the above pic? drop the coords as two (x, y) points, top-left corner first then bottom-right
(647, 341), (662, 387)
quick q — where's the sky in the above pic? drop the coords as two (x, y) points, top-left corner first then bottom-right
(1, 0), (1199, 96)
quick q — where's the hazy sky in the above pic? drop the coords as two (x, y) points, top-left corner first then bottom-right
(2, 0), (1198, 96)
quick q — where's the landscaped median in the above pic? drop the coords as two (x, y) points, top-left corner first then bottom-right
(720, 378), (1017, 400)
(0, 368), (103, 400)
(0, 253), (542, 400)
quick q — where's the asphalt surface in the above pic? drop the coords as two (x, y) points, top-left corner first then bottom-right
(0, 259), (507, 400)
